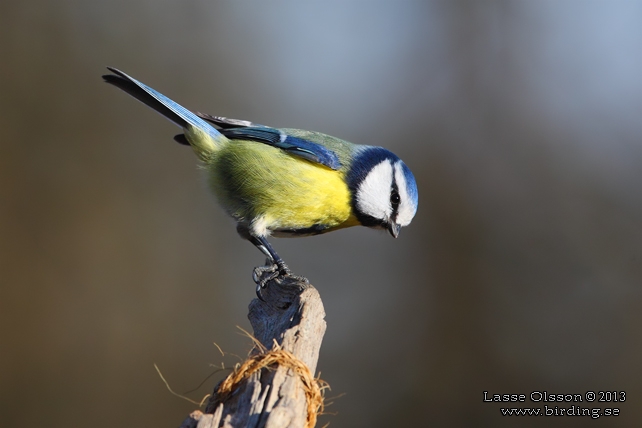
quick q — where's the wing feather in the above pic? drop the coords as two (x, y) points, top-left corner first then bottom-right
(220, 127), (342, 170)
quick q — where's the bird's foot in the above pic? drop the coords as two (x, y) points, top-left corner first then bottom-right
(252, 262), (280, 287)
(252, 259), (308, 301)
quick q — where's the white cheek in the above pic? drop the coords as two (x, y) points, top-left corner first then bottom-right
(394, 162), (417, 226)
(356, 161), (393, 220)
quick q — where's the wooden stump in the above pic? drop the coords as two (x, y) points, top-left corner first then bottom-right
(180, 276), (327, 428)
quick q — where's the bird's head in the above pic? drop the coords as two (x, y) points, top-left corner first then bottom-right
(347, 147), (418, 238)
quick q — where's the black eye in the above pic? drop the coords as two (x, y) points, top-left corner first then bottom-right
(390, 190), (400, 207)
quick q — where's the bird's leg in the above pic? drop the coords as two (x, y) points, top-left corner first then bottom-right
(248, 236), (308, 299)
(249, 236), (288, 274)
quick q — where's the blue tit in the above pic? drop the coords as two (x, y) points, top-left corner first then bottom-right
(103, 68), (418, 294)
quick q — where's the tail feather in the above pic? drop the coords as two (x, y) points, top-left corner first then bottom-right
(102, 67), (221, 141)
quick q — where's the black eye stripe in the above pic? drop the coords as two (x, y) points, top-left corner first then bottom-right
(391, 190), (400, 206)
(390, 172), (400, 221)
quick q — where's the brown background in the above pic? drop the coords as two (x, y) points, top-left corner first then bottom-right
(1, 1), (641, 427)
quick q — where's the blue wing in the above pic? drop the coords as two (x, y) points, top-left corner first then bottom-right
(104, 68), (341, 170)
(219, 127), (342, 170)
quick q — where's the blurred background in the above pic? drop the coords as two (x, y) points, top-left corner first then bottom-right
(1, 1), (641, 427)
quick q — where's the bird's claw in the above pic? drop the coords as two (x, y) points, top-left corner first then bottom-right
(255, 268), (280, 287)
(252, 260), (308, 301)
(252, 259), (277, 283)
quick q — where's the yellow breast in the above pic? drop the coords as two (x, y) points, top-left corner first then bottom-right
(206, 140), (360, 236)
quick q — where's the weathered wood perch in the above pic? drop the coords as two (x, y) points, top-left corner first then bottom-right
(179, 276), (327, 428)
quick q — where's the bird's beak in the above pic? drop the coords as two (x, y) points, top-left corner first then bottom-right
(388, 222), (401, 238)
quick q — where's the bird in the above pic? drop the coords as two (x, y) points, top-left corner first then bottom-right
(102, 67), (418, 297)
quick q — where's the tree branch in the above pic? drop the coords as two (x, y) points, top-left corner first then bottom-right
(180, 276), (327, 428)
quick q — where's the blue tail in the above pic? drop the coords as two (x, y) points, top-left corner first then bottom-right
(102, 67), (222, 140)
